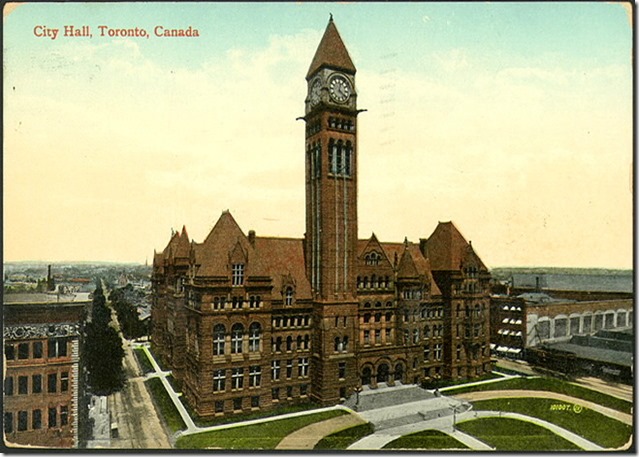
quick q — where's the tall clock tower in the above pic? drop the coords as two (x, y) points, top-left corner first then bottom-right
(304, 16), (360, 405)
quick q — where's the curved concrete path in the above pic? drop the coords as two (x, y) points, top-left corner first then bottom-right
(453, 390), (632, 425)
(276, 413), (366, 449)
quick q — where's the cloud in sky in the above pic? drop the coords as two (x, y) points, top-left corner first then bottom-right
(3, 3), (632, 269)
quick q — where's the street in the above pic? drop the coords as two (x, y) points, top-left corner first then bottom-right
(108, 340), (171, 448)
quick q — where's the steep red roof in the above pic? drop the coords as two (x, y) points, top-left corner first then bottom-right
(195, 211), (269, 278)
(307, 17), (356, 79)
(253, 237), (312, 301)
(425, 221), (487, 271)
(175, 225), (191, 259)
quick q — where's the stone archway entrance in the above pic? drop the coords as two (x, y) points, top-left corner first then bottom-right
(394, 363), (404, 383)
(361, 366), (372, 386)
(376, 363), (389, 384)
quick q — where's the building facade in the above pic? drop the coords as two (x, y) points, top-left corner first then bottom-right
(151, 18), (492, 419)
(3, 293), (89, 448)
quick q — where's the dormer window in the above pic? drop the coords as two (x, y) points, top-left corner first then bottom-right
(232, 263), (244, 286)
(365, 252), (381, 266)
(285, 287), (294, 306)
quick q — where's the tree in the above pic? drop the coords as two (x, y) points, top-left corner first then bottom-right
(84, 284), (125, 395)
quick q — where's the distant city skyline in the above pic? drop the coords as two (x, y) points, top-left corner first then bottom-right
(3, 2), (632, 269)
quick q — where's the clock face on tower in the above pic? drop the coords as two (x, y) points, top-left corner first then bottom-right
(328, 74), (352, 103)
(309, 77), (322, 106)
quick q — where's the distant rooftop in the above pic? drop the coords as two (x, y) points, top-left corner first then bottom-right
(3, 292), (92, 305)
(516, 292), (575, 305)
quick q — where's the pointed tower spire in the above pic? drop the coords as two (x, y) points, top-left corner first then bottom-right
(306, 17), (356, 79)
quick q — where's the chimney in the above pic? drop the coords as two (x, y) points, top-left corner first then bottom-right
(248, 230), (256, 246)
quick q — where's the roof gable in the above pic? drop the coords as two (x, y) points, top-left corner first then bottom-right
(425, 221), (486, 272)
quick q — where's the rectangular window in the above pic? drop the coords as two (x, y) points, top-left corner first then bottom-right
(215, 401), (224, 413)
(286, 386), (293, 399)
(60, 405), (69, 426)
(272, 387), (280, 401)
(48, 373), (57, 393)
(32, 375), (42, 394)
(435, 343), (443, 361)
(48, 338), (67, 358)
(18, 411), (28, 431)
(18, 376), (28, 395)
(338, 362), (346, 379)
(33, 341), (43, 359)
(298, 358), (309, 377)
(286, 359), (293, 379)
(48, 407), (57, 428)
(271, 360), (281, 381)
(232, 368), (244, 390)
(5, 344), (15, 360)
(213, 369), (226, 392)
(60, 372), (69, 392)
(18, 343), (29, 359)
(423, 345), (430, 362)
(4, 412), (13, 433)
(232, 264), (245, 286)
(251, 396), (260, 408)
(249, 366), (261, 387)
(233, 397), (242, 411)
(339, 387), (346, 400)
(4, 376), (14, 396)
(32, 409), (42, 429)
(363, 330), (370, 345)
(300, 384), (308, 397)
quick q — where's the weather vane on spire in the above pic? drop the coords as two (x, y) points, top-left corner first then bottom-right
(329, 13), (333, 22)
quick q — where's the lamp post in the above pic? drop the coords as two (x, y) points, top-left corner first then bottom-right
(355, 385), (363, 411)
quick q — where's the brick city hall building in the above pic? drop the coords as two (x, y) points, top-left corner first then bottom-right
(151, 18), (492, 418)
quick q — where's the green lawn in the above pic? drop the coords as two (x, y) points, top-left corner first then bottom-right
(133, 348), (154, 374)
(382, 429), (469, 450)
(456, 417), (580, 451)
(471, 398), (632, 449)
(175, 409), (347, 449)
(145, 377), (186, 433)
(450, 377), (632, 413)
(314, 422), (374, 450)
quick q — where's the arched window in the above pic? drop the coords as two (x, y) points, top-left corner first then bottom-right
(334, 337), (341, 352)
(285, 287), (294, 306)
(344, 142), (352, 176)
(336, 140), (343, 174)
(394, 363), (404, 382)
(286, 336), (293, 352)
(275, 336), (282, 352)
(304, 334), (310, 350)
(296, 335), (302, 351)
(372, 275), (378, 288)
(342, 336), (349, 352)
(231, 324), (243, 354)
(424, 325), (430, 338)
(364, 313), (371, 324)
(248, 322), (261, 352)
(364, 277), (369, 288)
(213, 324), (225, 356)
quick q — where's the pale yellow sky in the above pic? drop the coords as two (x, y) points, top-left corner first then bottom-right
(3, 2), (633, 269)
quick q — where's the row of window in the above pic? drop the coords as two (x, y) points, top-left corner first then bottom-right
(272, 315), (310, 329)
(212, 323), (261, 355)
(5, 338), (68, 361)
(212, 295), (263, 310)
(213, 384), (311, 414)
(364, 252), (381, 266)
(456, 304), (486, 318)
(537, 310), (631, 339)
(4, 405), (69, 434)
(4, 372), (69, 396)
(362, 301), (393, 309)
(328, 139), (353, 177)
(211, 359), (311, 392)
(357, 276), (392, 290)
(271, 334), (311, 353)
(328, 117), (355, 132)
(402, 307), (444, 322)
(362, 329), (392, 346)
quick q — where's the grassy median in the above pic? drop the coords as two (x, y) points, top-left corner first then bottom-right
(383, 429), (470, 450)
(314, 422), (374, 450)
(145, 377), (186, 433)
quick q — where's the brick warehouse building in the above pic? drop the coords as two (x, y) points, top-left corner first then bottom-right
(151, 18), (492, 418)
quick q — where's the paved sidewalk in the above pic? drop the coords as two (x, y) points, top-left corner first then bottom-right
(276, 413), (366, 450)
(454, 390), (632, 425)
